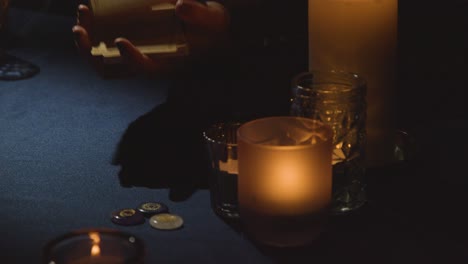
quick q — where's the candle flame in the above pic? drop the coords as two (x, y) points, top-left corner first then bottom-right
(91, 244), (101, 256)
(88, 232), (101, 257)
(88, 232), (101, 244)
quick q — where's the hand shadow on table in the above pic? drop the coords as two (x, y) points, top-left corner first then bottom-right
(111, 102), (213, 202)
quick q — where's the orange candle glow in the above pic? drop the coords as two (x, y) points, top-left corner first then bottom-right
(237, 117), (333, 247)
(308, 0), (398, 167)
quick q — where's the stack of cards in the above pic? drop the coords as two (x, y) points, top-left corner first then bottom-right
(89, 0), (189, 64)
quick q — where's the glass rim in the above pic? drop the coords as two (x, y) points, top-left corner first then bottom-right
(202, 122), (241, 146)
(237, 116), (333, 150)
(292, 70), (367, 92)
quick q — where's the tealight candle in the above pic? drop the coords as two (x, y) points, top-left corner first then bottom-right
(237, 117), (333, 247)
(308, 0), (398, 166)
(43, 229), (145, 264)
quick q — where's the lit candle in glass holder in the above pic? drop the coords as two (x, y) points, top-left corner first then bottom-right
(237, 117), (333, 247)
(43, 228), (145, 264)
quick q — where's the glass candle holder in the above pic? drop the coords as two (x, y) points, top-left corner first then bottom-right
(291, 71), (367, 215)
(43, 228), (145, 264)
(203, 121), (242, 219)
(237, 117), (333, 247)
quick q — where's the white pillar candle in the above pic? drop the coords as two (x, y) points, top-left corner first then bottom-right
(308, 0), (398, 166)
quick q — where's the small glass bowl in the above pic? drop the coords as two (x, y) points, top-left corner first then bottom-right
(43, 228), (145, 264)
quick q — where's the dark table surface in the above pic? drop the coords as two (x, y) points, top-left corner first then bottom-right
(1, 4), (468, 264)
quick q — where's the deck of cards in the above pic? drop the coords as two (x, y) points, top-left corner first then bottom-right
(89, 0), (189, 64)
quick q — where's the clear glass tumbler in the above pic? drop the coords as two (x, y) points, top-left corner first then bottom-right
(203, 122), (242, 219)
(291, 71), (367, 214)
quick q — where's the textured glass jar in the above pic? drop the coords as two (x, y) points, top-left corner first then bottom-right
(291, 71), (367, 214)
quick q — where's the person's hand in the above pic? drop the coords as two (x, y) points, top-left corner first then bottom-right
(72, 0), (230, 78)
